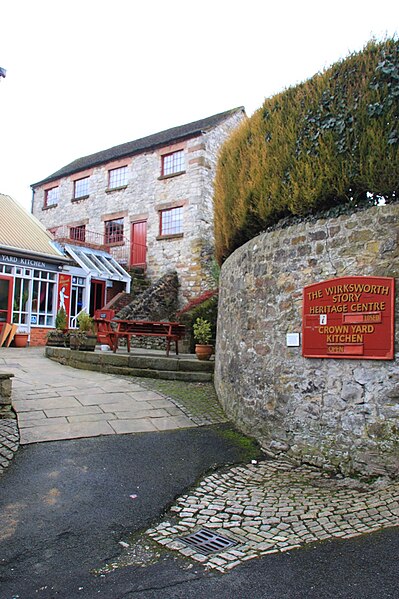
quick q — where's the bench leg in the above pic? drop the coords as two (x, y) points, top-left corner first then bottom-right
(127, 335), (131, 353)
(166, 338), (170, 357)
(176, 339), (179, 355)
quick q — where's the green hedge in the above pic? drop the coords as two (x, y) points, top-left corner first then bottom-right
(214, 39), (399, 263)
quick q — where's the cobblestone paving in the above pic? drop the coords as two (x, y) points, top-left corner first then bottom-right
(146, 457), (399, 572)
(0, 419), (19, 475)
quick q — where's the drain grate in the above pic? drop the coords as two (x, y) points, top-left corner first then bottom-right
(179, 528), (238, 555)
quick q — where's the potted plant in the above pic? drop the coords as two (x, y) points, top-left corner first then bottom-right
(193, 317), (213, 360)
(69, 311), (97, 351)
(46, 307), (69, 347)
(13, 327), (29, 348)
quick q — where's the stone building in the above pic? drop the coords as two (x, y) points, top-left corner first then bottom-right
(31, 108), (245, 305)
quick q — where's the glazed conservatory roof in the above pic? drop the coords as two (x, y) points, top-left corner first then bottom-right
(65, 245), (130, 282)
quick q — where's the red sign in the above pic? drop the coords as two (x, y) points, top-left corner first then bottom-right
(57, 274), (72, 321)
(302, 276), (395, 360)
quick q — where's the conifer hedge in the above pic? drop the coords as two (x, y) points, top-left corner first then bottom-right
(214, 39), (399, 263)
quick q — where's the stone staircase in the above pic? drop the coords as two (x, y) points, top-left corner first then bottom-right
(104, 267), (151, 313)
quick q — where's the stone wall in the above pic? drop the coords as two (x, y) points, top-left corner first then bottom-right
(215, 203), (399, 479)
(0, 373), (14, 418)
(116, 270), (181, 351)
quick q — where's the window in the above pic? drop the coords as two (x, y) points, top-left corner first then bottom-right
(162, 150), (185, 176)
(74, 177), (89, 199)
(12, 276), (30, 326)
(45, 186), (59, 207)
(160, 206), (183, 236)
(70, 276), (85, 328)
(108, 166), (128, 189)
(105, 218), (124, 244)
(30, 270), (57, 326)
(70, 225), (86, 242)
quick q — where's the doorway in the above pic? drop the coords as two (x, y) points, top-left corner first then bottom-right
(130, 221), (147, 267)
(0, 275), (13, 331)
(89, 280), (105, 316)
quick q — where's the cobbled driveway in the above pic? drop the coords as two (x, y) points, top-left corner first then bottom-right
(142, 458), (399, 573)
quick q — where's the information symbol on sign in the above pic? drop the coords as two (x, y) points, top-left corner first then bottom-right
(319, 315), (327, 325)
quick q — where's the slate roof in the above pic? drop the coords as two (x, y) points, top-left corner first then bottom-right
(32, 107), (245, 188)
(0, 193), (67, 260)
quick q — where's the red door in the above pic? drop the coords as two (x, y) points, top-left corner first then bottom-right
(0, 275), (13, 331)
(130, 221), (147, 267)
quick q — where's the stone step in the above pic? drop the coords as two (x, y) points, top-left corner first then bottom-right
(98, 366), (213, 382)
(45, 347), (214, 382)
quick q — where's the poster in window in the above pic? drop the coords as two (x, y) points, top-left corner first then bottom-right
(57, 274), (72, 321)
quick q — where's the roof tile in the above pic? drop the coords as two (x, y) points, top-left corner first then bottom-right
(32, 107), (244, 187)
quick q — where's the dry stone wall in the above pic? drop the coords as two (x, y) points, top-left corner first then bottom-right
(215, 203), (399, 479)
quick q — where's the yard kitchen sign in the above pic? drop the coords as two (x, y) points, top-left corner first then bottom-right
(302, 276), (395, 360)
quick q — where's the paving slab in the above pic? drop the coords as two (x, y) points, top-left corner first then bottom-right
(109, 419), (158, 434)
(151, 415), (196, 431)
(0, 347), (208, 444)
(43, 405), (104, 418)
(19, 420), (116, 444)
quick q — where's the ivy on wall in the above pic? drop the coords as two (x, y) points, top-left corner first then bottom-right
(214, 39), (399, 263)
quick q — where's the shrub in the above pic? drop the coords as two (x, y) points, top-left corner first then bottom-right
(214, 38), (399, 263)
(77, 311), (94, 333)
(55, 307), (68, 331)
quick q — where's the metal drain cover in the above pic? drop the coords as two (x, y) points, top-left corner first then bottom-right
(179, 528), (238, 555)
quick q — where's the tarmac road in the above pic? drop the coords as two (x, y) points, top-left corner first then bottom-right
(0, 427), (398, 599)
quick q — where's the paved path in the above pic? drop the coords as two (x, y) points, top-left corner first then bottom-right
(0, 347), (196, 444)
(1, 347), (398, 584)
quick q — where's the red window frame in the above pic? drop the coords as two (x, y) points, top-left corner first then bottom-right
(105, 218), (124, 244)
(0, 275), (14, 328)
(108, 166), (128, 189)
(161, 150), (185, 177)
(73, 177), (89, 199)
(45, 186), (59, 207)
(70, 225), (86, 242)
(159, 206), (183, 236)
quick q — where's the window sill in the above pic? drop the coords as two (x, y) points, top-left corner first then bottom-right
(158, 171), (186, 181)
(42, 204), (58, 210)
(156, 233), (184, 241)
(105, 185), (128, 193)
(105, 240), (125, 247)
(71, 195), (90, 202)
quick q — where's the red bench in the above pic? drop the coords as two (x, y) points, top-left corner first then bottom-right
(94, 311), (185, 356)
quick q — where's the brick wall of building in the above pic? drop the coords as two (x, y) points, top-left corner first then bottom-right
(29, 327), (49, 347)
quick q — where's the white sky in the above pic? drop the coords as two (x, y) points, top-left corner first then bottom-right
(0, 0), (397, 212)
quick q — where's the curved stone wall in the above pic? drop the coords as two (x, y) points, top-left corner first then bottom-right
(215, 204), (399, 478)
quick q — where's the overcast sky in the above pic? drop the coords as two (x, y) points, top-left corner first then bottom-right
(0, 0), (397, 212)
